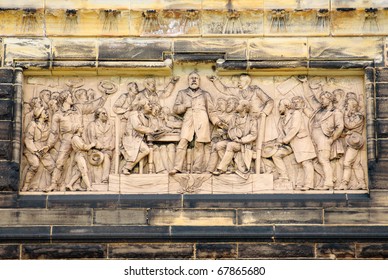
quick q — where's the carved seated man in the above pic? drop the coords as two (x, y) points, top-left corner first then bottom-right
(212, 100), (258, 176)
(121, 101), (156, 175)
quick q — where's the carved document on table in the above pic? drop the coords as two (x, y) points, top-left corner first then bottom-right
(20, 72), (368, 194)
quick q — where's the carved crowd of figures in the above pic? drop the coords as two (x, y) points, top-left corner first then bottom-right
(21, 73), (367, 192)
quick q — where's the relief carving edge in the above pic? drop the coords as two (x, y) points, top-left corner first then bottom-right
(20, 71), (368, 194)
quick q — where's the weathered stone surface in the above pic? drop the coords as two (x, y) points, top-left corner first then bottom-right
(47, 195), (120, 209)
(326, 208), (388, 224)
(377, 120), (388, 137)
(120, 174), (169, 194)
(238, 209), (322, 225)
(131, 0), (201, 10)
(3, 38), (51, 66)
(174, 39), (247, 60)
(196, 243), (237, 259)
(149, 209), (236, 226)
(356, 243), (388, 259)
(0, 245), (19, 259)
(0, 141), (11, 160)
(0, 69), (14, 83)
(45, 0), (129, 10)
(316, 243), (355, 259)
(376, 99), (388, 118)
(52, 226), (170, 241)
(376, 68), (388, 83)
(109, 243), (194, 259)
(52, 38), (97, 60)
(0, 85), (15, 99)
(119, 194), (182, 208)
(376, 82), (388, 97)
(0, 209), (92, 226)
(0, 162), (19, 191)
(249, 38), (308, 60)
(22, 244), (107, 259)
(93, 209), (147, 225)
(171, 226), (274, 241)
(309, 37), (383, 62)
(98, 39), (171, 61)
(183, 194), (348, 209)
(238, 243), (315, 259)
(0, 100), (13, 120)
(0, 226), (50, 241)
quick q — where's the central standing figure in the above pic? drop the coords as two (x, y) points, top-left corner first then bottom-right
(169, 71), (219, 174)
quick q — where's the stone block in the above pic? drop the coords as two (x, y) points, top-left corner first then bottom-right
(52, 38), (97, 60)
(309, 37), (383, 62)
(331, 10), (388, 36)
(118, 194), (182, 208)
(47, 194), (120, 209)
(0, 100), (13, 120)
(0, 209), (92, 226)
(170, 226), (274, 241)
(0, 141), (11, 160)
(376, 99), (388, 118)
(238, 209), (322, 225)
(356, 243), (388, 259)
(375, 68), (388, 83)
(98, 38), (171, 61)
(212, 174), (253, 194)
(109, 243), (194, 259)
(0, 84), (15, 99)
(376, 83), (388, 97)
(131, 0), (201, 10)
(45, 0), (129, 9)
(377, 120), (388, 137)
(0, 245), (19, 259)
(183, 194), (348, 208)
(196, 243), (237, 259)
(0, 9), (45, 37)
(174, 39), (247, 60)
(169, 174), (212, 194)
(0, 69), (14, 83)
(0, 226), (50, 241)
(3, 38), (51, 66)
(16, 195), (47, 208)
(274, 225), (388, 240)
(149, 209), (236, 226)
(93, 209), (147, 225)
(238, 243), (315, 259)
(264, 0), (328, 9)
(22, 244), (107, 259)
(120, 174), (169, 194)
(0, 161), (19, 191)
(202, 10), (264, 36)
(46, 10), (131, 37)
(316, 243), (355, 259)
(52, 226), (170, 241)
(324, 209), (370, 224)
(264, 9), (329, 36)
(249, 38), (308, 60)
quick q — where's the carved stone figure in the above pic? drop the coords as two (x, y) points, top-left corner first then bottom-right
(132, 76), (179, 109)
(212, 100), (258, 177)
(338, 93), (366, 190)
(169, 72), (219, 175)
(67, 125), (96, 191)
(121, 101), (155, 175)
(22, 108), (54, 191)
(305, 91), (344, 190)
(85, 108), (115, 184)
(208, 73), (277, 142)
(276, 99), (317, 190)
(44, 90), (107, 192)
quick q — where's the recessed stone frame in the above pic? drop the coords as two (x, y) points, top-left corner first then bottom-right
(12, 57), (376, 196)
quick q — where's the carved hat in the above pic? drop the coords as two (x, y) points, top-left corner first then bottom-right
(261, 143), (278, 158)
(346, 132), (364, 150)
(98, 80), (118, 95)
(88, 149), (104, 166)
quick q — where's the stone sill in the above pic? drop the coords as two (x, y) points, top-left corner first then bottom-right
(2, 225), (388, 243)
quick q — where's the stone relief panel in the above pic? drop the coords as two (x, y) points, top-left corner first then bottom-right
(20, 69), (368, 194)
